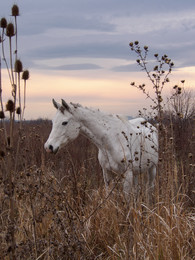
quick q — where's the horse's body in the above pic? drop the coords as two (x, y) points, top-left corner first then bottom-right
(45, 99), (158, 196)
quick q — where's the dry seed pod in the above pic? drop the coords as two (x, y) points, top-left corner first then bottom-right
(0, 150), (5, 158)
(6, 23), (15, 37)
(6, 99), (14, 112)
(22, 70), (30, 80)
(12, 4), (19, 16)
(0, 111), (5, 119)
(0, 17), (7, 28)
(16, 107), (21, 115)
(15, 59), (23, 73)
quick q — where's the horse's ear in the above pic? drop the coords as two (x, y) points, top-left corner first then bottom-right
(52, 99), (60, 109)
(61, 99), (70, 111)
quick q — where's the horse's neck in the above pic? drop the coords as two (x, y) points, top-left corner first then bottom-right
(75, 107), (118, 149)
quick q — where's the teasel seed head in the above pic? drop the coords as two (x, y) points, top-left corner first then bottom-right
(6, 99), (14, 112)
(22, 70), (30, 80)
(12, 4), (19, 17)
(6, 23), (15, 37)
(16, 107), (21, 115)
(0, 111), (5, 119)
(0, 17), (7, 28)
(15, 59), (23, 73)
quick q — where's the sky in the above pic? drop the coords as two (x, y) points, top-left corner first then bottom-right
(1, 0), (195, 119)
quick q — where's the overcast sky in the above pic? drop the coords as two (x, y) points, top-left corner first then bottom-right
(1, 0), (195, 119)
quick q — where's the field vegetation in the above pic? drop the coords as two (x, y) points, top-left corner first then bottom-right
(0, 116), (194, 259)
(0, 5), (194, 260)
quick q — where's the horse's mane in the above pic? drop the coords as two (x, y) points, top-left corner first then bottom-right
(70, 102), (128, 123)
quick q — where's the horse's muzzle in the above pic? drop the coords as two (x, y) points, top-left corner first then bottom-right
(45, 144), (59, 154)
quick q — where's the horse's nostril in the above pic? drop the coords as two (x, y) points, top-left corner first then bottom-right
(49, 145), (53, 152)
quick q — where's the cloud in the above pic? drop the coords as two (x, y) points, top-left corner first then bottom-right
(50, 63), (102, 70)
(3, 0), (192, 74)
(1, 0), (195, 120)
(111, 63), (138, 72)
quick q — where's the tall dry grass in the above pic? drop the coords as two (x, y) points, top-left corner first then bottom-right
(0, 118), (194, 259)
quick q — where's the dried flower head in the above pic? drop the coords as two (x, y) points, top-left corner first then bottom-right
(0, 111), (5, 119)
(15, 59), (23, 73)
(134, 41), (139, 45)
(6, 99), (14, 112)
(177, 87), (182, 95)
(6, 23), (15, 37)
(129, 42), (133, 47)
(188, 153), (193, 159)
(12, 4), (19, 16)
(22, 70), (30, 80)
(16, 107), (21, 115)
(7, 136), (10, 146)
(0, 17), (7, 28)
(0, 150), (5, 158)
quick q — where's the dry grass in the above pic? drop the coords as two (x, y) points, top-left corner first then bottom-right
(0, 119), (194, 259)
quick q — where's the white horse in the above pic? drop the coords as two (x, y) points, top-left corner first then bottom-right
(45, 99), (158, 196)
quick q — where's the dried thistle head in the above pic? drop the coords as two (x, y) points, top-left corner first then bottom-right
(0, 17), (7, 28)
(12, 4), (19, 16)
(15, 59), (23, 73)
(22, 70), (30, 80)
(0, 111), (5, 119)
(6, 23), (15, 37)
(7, 136), (10, 146)
(0, 150), (5, 158)
(6, 99), (14, 112)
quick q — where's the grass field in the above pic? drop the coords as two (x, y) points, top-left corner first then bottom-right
(0, 118), (194, 259)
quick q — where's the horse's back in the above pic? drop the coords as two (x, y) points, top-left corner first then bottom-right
(127, 117), (158, 164)
(129, 118), (157, 136)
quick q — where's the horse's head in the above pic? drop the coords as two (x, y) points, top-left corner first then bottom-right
(44, 99), (80, 154)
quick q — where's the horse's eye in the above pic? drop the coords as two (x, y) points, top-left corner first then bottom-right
(62, 121), (68, 126)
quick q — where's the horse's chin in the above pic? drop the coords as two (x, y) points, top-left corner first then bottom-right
(53, 147), (59, 154)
